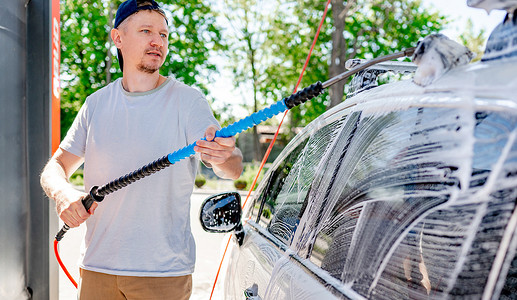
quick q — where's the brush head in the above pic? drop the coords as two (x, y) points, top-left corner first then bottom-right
(467, 0), (517, 12)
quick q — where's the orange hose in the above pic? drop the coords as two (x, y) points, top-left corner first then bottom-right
(54, 239), (78, 289)
(208, 235), (232, 300)
(209, 1), (332, 299)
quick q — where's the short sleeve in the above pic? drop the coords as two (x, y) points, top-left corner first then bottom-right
(186, 96), (220, 145)
(60, 100), (89, 157)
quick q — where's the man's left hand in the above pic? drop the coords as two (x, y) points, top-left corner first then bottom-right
(194, 125), (236, 166)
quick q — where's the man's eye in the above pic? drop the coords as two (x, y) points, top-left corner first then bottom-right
(142, 29), (150, 33)
(160, 33), (168, 38)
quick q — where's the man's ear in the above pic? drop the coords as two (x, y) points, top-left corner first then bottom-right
(111, 28), (122, 48)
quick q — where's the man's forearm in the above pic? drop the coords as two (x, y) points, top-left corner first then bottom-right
(40, 154), (94, 228)
(41, 159), (83, 208)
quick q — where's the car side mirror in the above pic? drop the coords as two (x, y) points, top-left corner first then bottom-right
(199, 192), (242, 233)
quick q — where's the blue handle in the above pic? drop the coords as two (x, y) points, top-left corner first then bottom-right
(215, 100), (288, 138)
(167, 99), (288, 164)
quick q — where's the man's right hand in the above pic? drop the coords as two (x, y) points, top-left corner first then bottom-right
(56, 190), (98, 228)
(41, 148), (98, 228)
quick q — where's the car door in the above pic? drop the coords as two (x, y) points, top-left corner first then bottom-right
(305, 106), (517, 299)
(224, 109), (359, 300)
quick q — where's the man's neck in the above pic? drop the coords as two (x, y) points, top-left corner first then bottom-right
(121, 71), (165, 93)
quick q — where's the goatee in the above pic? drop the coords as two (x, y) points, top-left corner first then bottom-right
(137, 63), (159, 74)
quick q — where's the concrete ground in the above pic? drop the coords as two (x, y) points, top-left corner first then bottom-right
(57, 188), (241, 300)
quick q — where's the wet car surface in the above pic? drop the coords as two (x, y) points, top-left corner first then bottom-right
(201, 17), (517, 300)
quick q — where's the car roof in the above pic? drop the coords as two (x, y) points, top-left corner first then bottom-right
(280, 55), (517, 163)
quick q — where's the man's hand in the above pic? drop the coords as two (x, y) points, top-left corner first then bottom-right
(195, 125), (236, 165)
(41, 148), (98, 228)
(56, 190), (98, 228)
(194, 125), (243, 179)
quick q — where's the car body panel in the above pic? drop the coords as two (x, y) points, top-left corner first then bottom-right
(223, 53), (517, 299)
(225, 221), (363, 300)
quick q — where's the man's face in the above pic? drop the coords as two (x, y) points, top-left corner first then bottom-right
(114, 10), (169, 74)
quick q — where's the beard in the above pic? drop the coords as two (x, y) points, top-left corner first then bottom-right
(137, 50), (164, 74)
(137, 62), (160, 74)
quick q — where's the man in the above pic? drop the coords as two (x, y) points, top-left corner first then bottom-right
(40, 1), (243, 299)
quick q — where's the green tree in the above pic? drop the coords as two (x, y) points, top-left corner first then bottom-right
(261, 1), (333, 134)
(59, 0), (223, 138)
(226, 0), (447, 133)
(221, 0), (273, 161)
(60, 0), (116, 138)
(458, 19), (486, 62)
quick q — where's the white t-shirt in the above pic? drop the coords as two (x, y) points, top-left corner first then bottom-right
(60, 77), (219, 276)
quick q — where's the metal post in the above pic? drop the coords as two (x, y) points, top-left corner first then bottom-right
(0, 0), (57, 299)
(26, 0), (59, 297)
(0, 0), (30, 299)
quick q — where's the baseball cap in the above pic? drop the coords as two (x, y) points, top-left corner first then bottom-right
(114, 0), (168, 71)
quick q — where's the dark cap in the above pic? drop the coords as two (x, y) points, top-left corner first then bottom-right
(114, 0), (165, 29)
(114, 0), (168, 71)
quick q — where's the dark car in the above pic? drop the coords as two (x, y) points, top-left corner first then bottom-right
(201, 13), (517, 300)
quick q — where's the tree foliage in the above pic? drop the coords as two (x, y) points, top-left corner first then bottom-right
(220, 0), (274, 160)
(261, 0), (447, 131)
(220, 0), (446, 136)
(59, 0), (223, 137)
(61, 0), (450, 141)
(60, 0), (115, 138)
(458, 19), (486, 62)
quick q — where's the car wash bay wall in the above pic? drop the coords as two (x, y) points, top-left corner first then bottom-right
(0, 0), (58, 299)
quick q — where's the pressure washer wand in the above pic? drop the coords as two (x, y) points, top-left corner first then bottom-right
(322, 47), (415, 89)
(54, 81), (324, 241)
(55, 47), (415, 241)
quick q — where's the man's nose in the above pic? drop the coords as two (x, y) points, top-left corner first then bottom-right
(150, 33), (164, 47)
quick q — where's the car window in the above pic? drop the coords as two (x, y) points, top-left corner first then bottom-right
(254, 138), (307, 225)
(249, 140), (304, 227)
(300, 106), (517, 298)
(250, 114), (352, 245)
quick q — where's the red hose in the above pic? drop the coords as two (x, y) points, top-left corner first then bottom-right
(209, 1), (332, 299)
(54, 239), (78, 288)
